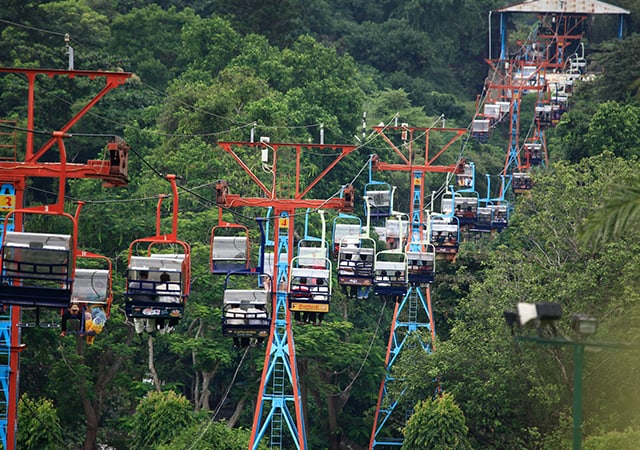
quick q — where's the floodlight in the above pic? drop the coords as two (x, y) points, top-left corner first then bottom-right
(516, 302), (562, 326)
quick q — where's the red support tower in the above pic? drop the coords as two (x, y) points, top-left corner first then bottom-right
(0, 67), (131, 449)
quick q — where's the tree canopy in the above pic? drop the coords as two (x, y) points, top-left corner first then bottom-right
(2, 1), (640, 449)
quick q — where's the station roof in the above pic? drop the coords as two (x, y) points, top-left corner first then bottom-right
(494, 0), (630, 15)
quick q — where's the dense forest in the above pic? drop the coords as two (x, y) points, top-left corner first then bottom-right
(2, 0), (640, 449)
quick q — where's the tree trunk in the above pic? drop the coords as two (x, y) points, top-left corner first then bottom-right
(227, 396), (247, 428)
(148, 334), (161, 392)
(77, 327), (136, 449)
(196, 369), (216, 411)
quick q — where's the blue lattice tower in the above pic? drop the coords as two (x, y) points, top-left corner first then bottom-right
(0, 183), (15, 449)
(0, 316), (10, 449)
(369, 171), (435, 449)
(250, 211), (307, 450)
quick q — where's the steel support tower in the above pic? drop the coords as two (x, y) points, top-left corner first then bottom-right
(0, 67), (131, 449)
(484, 0), (630, 194)
(368, 124), (466, 448)
(215, 140), (357, 449)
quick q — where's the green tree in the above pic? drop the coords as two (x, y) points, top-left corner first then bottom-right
(583, 101), (640, 159)
(584, 429), (640, 450)
(109, 5), (198, 88)
(157, 419), (259, 450)
(402, 392), (471, 450)
(129, 390), (195, 449)
(17, 394), (65, 450)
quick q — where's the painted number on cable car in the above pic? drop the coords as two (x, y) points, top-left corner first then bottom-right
(278, 217), (289, 229)
(0, 195), (15, 211)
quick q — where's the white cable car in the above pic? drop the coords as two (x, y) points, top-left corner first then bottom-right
(406, 242), (435, 285)
(430, 215), (460, 261)
(222, 272), (271, 341)
(337, 236), (376, 292)
(125, 254), (187, 322)
(332, 212), (363, 258)
(288, 261), (331, 316)
(373, 250), (408, 298)
(210, 221), (250, 274)
(512, 172), (533, 195)
(0, 231), (73, 308)
(364, 182), (394, 220)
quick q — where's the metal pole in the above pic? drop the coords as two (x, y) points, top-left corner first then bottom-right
(572, 343), (585, 450)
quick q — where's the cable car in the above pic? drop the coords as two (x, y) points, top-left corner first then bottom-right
(430, 214), (460, 261)
(332, 213), (362, 259)
(441, 191), (479, 227)
(65, 250), (113, 343)
(364, 184), (394, 220)
(288, 258), (331, 317)
(222, 272), (271, 347)
(406, 242), (435, 285)
(525, 143), (543, 166)
(364, 158), (395, 221)
(383, 214), (409, 251)
(297, 208), (330, 268)
(330, 210), (373, 297)
(491, 204), (509, 230)
(512, 172), (533, 195)
(337, 236), (376, 294)
(456, 162), (475, 189)
(298, 238), (329, 268)
(471, 119), (490, 143)
(535, 103), (553, 127)
(124, 175), (191, 332)
(0, 203), (78, 311)
(0, 230), (73, 308)
(373, 249), (408, 299)
(72, 251), (112, 309)
(210, 211), (250, 274)
(483, 103), (500, 124)
(288, 209), (332, 315)
(473, 207), (493, 233)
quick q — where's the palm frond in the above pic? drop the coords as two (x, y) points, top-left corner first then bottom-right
(579, 186), (640, 249)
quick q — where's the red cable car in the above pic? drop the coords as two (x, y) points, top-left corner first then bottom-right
(124, 175), (191, 333)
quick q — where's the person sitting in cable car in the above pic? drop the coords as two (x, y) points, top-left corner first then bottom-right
(155, 271), (181, 334)
(84, 305), (107, 345)
(226, 303), (250, 348)
(247, 304), (268, 346)
(386, 236), (399, 250)
(303, 277), (327, 326)
(129, 270), (156, 336)
(338, 252), (354, 274)
(444, 233), (457, 246)
(60, 303), (84, 337)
